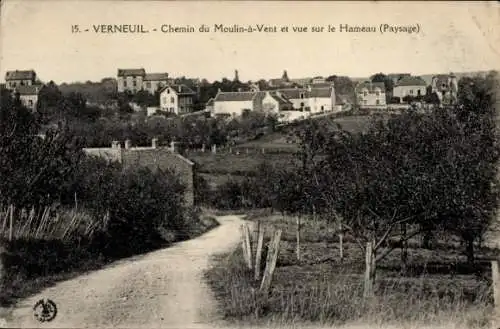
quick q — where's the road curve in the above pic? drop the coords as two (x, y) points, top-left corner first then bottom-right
(6, 215), (246, 329)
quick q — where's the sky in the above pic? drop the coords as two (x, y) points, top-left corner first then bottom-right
(1, 1), (499, 84)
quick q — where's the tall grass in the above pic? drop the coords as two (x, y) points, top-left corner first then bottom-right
(0, 204), (108, 241)
(206, 246), (492, 328)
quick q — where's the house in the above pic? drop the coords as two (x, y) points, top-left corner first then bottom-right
(278, 84), (336, 114)
(159, 84), (196, 115)
(262, 91), (294, 113)
(289, 78), (312, 86)
(393, 76), (427, 102)
(5, 70), (37, 89)
(83, 139), (195, 206)
(311, 76), (326, 84)
(143, 73), (170, 94)
(13, 85), (42, 111)
(117, 68), (146, 93)
(213, 91), (264, 117)
(355, 81), (386, 108)
(431, 73), (458, 105)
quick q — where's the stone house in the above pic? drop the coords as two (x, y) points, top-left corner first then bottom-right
(278, 84), (336, 114)
(213, 91), (265, 117)
(5, 70), (37, 89)
(159, 84), (196, 115)
(262, 91), (294, 113)
(83, 139), (195, 207)
(143, 73), (170, 94)
(431, 73), (459, 105)
(117, 68), (146, 93)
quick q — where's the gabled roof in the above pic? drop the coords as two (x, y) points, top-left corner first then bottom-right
(268, 91), (293, 106)
(5, 70), (36, 81)
(395, 76), (427, 87)
(278, 88), (306, 99)
(160, 84), (196, 95)
(309, 87), (333, 98)
(144, 73), (169, 81)
(356, 81), (385, 93)
(214, 91), (256, 102)
(117, 68), (146, 77)
(14, 84), (42, 95)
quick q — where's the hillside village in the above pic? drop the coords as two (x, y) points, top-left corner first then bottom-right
(2, 68), (462, 123)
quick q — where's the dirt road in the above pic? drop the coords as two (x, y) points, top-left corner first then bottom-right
(6, 215), (246, 329)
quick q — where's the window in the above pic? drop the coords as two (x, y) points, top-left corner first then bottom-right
(300, 93), (304, 99)
(123, 81), (127, 87)
(376, 100), (380, 105)
(28, 100), (33, 106)
(321, 106), (324, 111)
(170, 107), (174, 112)
(167, 89), (170, 94)
(12, 82), (16, 87)
(170, 97), (175, 103)
(363, 91), (368, 96)
(363, 100), (367, 105)
(375, 91), (380, 96)
(300, 102), (305, 107)
(133, 80), (137, 87)
(146, 82), (151, 88)
(417, 90), (421, 96)
(409, 89), (414, 95)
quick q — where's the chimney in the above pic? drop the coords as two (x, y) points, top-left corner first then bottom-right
(111, 140), (120, 149)
(124, 139), (131, 149)
(152, 138), (158, 149)
(179, 85), (182, 92)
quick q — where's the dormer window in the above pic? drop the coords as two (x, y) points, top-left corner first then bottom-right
(300, 93), (304, 99)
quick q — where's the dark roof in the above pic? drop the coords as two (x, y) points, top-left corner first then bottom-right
(309, 87), (333, 98)
(356, 81), (386, 93)
(214, 91), (256, 102)
(159, 84), (195, 95)
(144, 73), (169, 81)
(395, 76), (427, 87)
(269, 92), (293, 106)
(117, 68), (146, 77)
(5, 70), (36, 81)
(15, 84), (42, 95)
(278, 88), (305, 99)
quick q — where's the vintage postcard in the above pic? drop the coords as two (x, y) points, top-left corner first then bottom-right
(0, 1), (499, 328)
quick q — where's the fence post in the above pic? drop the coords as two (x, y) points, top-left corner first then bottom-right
(259, 229), (282, 294)
(240, 224), (252, 269)
(492, 260), (500, 326)
(254, 221), (264, 281)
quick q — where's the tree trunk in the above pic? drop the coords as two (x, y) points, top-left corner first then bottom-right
(466, 236), (475, 265)
(339, 220), (344, 263)
(363, 241), (376, 299)
(401, 222), (408, 274)
(296, 216), (301, 261)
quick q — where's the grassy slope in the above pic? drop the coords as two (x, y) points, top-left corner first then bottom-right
(205, 214), (495, 328)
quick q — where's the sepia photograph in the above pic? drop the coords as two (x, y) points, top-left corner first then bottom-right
(0, 0), (500, 328)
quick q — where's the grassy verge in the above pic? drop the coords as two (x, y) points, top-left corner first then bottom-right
(205, 214), (495, 328)
(0, 208), (219, 307)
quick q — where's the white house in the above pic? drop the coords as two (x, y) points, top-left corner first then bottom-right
(278, 84), (336, 114)
(393, 76), (427, 102)
(117, 68), (146, 94)
(159, 84), (196, 115)
(261, 91), (294, 113)
(213, 91), (265, 117)
(14, 85), (42, 111)
(355, 81), (386, 108)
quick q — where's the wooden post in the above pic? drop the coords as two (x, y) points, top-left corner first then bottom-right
(241, 224), (253, 269)
(245, 224), (253, 269)
(363, 241), (374, 300)
(492, 260), (500, 325)
(296, 215), (301, 261)
(9, 205), (14, 241)
(259, 229), (282, 294)
(255, 222), (264, 281)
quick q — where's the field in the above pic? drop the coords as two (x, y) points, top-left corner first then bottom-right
(205, 213), (497, 328)
(189, 115), (375, 187)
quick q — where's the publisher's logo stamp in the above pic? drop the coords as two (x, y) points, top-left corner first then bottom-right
(33, 299), (57, 322)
